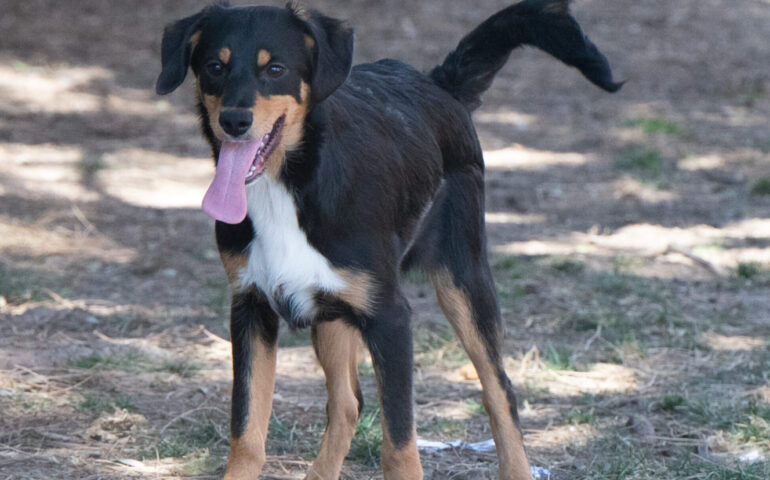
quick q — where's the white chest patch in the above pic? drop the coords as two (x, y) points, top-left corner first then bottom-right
(239, 175), (345, 319)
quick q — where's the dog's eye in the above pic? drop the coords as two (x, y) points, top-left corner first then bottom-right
(265, 64), (286, 78)
(206, 61), (224, 77)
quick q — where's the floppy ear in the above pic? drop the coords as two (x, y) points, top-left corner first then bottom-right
(290, 5), (354, 103)
(156, 9), (208, 95)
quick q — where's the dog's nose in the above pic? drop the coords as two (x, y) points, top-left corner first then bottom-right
(219, 110), (253, 138)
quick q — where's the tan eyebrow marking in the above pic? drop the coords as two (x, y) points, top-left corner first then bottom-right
(304, 34), (315, 50)
(257, 49), (271, 67)
(219, 47), (231, 64)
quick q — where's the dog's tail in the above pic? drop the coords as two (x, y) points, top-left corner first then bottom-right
(430, 0), (622, 111)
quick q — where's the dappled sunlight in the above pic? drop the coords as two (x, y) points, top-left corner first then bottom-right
(0, 143), (98, 202)
(679, 154), (727, 171)
(613, 177), (680, 203)
(100, 148), (212, 209)
(0, 64), (112, 115)
(701, 333), (767, 352)
(494, 234), (589, 257)
(484, 145), (591, 171)
(492, 219), (770, 276)
(0, 64), (173, 118)
(474, 109), (537, 130)
(485, 212), (547, 225)
(518, 362), (639, 397)
(0, 221), (137, 264)
(526, 423), (597, 450)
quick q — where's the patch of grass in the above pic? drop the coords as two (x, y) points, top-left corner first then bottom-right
(204, 277), (231, 320)
(347, 405), (382, 466)
(750, 177), (770, 196)
(418, 417), (467, 438)
(592, 272), (634, 296)
(733, 416), (770, 444)
(744, 400), (770, 421)
(465, 398), (487, 416)
(542, 343), (574, 371)
(566, 407), (596, 425)
(659, 395), (686, 412)
(414, 324), (468, 367)
(0, 264), (69, 304)
(632, 117), (686, 136)
(69, 353), (111, 369)
(670, 455), (770, 480)
(685, 400), (735, 430)
(581, 438), (663, 479)
(68, 351), (150, 371)
(493, 255), (526, 277)
(141, 423), (224, 459)
(77, 153), (106, 175)
(735, 262), (763, 279)
(493, 255), (530, 303)
(161, 360), (202, 378)
(550, 257), (586, 275)
(181, 451), (223, 476)
(616, 145), (665, 180)
(78, 393), (136, 413)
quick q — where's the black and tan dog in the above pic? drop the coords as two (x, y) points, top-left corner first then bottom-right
(156, 0), (620, 478)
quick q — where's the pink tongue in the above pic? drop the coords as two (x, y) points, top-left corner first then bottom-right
(202, 140), (261, 224)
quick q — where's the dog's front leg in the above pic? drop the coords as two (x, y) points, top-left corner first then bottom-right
(224, 291), (279, 480)
(363, 294), (423, 480)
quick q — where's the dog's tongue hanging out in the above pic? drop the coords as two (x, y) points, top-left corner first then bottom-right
(201, 140), (263, 224)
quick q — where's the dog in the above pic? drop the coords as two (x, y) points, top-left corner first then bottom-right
(156, 0), (620, 478)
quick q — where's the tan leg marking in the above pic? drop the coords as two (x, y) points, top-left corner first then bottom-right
(381, 427), (423, 480)
(334, 268), (377, 315)
(257, 49), (271, 67)
(219, 47), (232, 64)
(220, 252), (247, 289)
(223, 336), (277, 480)
(431, 270), (532, 480)
(305, 321), (362, 480)
(370, 358), (423, 480)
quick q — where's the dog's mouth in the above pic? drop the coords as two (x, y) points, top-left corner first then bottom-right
(201, 115), (286, 224)
(244, 115), (285, 185)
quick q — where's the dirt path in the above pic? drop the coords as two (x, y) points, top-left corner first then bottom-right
(1, 1), (769, 478)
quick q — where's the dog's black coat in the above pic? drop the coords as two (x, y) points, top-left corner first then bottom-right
(157, 0), (620, 475)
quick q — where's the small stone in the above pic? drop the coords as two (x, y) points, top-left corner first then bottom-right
(160, 268), (177, 278)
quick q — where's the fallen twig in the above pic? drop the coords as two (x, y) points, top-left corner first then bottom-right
(663, 244), (723, 276)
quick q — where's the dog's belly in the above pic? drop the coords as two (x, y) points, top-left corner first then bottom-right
(238, 175), (345, 322)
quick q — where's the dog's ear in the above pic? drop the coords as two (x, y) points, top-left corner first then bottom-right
(156, 9), (209, 95)
(289, 4), (354, 103)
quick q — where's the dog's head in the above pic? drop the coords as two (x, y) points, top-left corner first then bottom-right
(156, 3), (353, 223)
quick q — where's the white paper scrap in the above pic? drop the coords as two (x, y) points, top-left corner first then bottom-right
(416, 438), (550, 478)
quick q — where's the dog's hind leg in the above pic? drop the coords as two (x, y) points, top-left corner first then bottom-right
(432, 270), (531, 480)
(305, 320), (363, 480)
(363, 295), (424, 480)
(223, 290), (279, 480)
(407, 168), (532, 480)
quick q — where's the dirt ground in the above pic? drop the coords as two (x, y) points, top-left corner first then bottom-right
(1, 0), (769, 479)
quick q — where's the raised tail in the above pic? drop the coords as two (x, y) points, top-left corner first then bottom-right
(430, 0), (622, 111)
